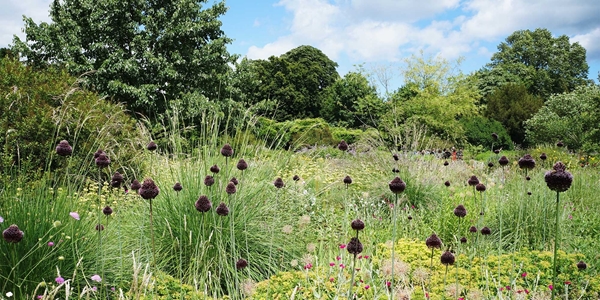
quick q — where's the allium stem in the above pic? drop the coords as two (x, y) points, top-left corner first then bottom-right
(551, 191), (560, 300)
(149, 198), (156, 267)
(390, 192), (398, 300)
(348, 253), (358, 300)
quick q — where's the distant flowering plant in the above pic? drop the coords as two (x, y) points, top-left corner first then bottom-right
(91, 275), (102, 282)
(69, 212), (80, 220)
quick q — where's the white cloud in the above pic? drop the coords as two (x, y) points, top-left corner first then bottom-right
(572, 28), (600, 60)
(347, 0), (460, 22)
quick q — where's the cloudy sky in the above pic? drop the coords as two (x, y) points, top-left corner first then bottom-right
(3, 0), (599, 90)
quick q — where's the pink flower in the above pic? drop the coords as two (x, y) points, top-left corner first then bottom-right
(339, 244), (346, 249)
(69, 212), (80, 220)
(521, 272), (527, 278)
(364, 255), (370, 259)
(303, 263), (312, 270)
(91, 275), (102, 282)
(569, 215), (573, 220)
(505, 286), (511, 290)
(565, 281), (571, 285)
(329, 277), (334, 282)
(339, 263), (346, 269)
(364, 285), (370, 290)
(37, 296), (43, 299)
(549, 285), (553, 290)
(55, 277), (65, 284)
(336, 256), (341, 261)
(386, 281), (391, 287)
(329, 262), (335, 267)
(48, 241), (54, 247)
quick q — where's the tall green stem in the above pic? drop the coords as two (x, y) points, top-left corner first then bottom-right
(390, 193), (398, 300)
(551, 191), (560, 300)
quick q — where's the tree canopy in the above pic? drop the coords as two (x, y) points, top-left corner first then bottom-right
(12, 0), (236, 118)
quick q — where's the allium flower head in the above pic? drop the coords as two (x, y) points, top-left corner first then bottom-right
(487, 162), (494, 168)
(392, 167), (400, 173)
(210, 165), (220, 174)
(577, 260), (587, 270)
(204, 175), (215, 187)
(55, 140), (73, 156)
(226, 182), (237, 194)
(444, 161), (449, 166)
(469, 226), (477, 233)
(347, 237), (363, 255)
(351, 219), (365, 231)
(3, 224), (24, 243)
(453, 204), (467, 218)
(103, 206), (113, 216)
(216, 202), (229, 216)
(236, 159), (248, 171)
(293, 175), (300, 181)
(540, 153), (547, 161)
(146, 141), (157, 151)
(460, 237), (467, 244)
(220, 144), (233, 157)
(544, 161), (573, 192)
(556, 141), (564, 147)
(393, 153), (399, 161)
(230, 177), (238, 185)
(494, 149), (500, 154)
(480, 227), (491, 235)
(425, 233), (442, 249)
(518, 154), (536, 170)
(236, 258), (248, 270)
(476, 183), (486, 192)
(343, 176), (352, 185)
(95, 153), (110, 168)
(273, 177), (284, 189)
(55, 276), (65, 284)
(139, 178), (160, 200)
(444, 181), (450, 187)
(407, 215), (413, 220)
(130, 179), (142, 191)
(69, 212), (80, 220)
(467, 175), (479, 186)
(389, 177), (406, 194)
(498, 156), (509, 166)
(173, 182), (183, 192)
(440, 250), (455, 265)
(338, 140), (348, 151)
(93, 149), (104, 159)
(195, 196), (212, 213)
(111, 172), (124, 188)
(491, 133), (498, 140)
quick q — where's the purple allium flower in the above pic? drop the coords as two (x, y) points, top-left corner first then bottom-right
(216, 202), (229, 216)
(293, 175), (300, 181)
(3, 224), (24, 243)
(556, 141), (564, 147)
(460, 237), (467, 244)
(69, 212), (80, 220)
(425, 234), (442, 249)
(338, 140), (348, 151)
(544, 161), (573, 192)
(91, 275), (102, 282)
(440, 250), (455, 265)
(343, 176), (352, 185)
(469, 226), (477, 233)
(351, 219), (365, 231)
(195, 196), (212, 213)
(220, 144), (233, 157)
(389, 177), (406, 194)
(453, 204), (467, 218)
(225, 182), (237, 194)
(498, 156), (509, 166)
(467, 175), (479, 186)
(111, 172), (124, 188)
(146, 141), (157, 151)
(491, 133), (498, 140)
(488, 162), (494, 168)
(236, 258), (248, 270)
(173, 182), (183, 192)
(48, 241), (55, 247)
(130, 179), (142, 191)
(55, 276), (65, 284)
(347, 237), (363, 255)
(540, 153), (547, 161)
(204, 175), (215, 187)
(236, 159), (248, 171)
(393, 153), (399, 161)
(444, 181), (450, 187)
(476, 183), (486, 192)
(139, 178), (160, 200)
(480, 227), (491, 235)
(103, 206), (113, 216)
(494, 149), (500, 154)
(273, 177), (284, 189)
(443, 161), (449, 166)
(93, 149), (104, 159)
(95, 153), (110, 168)
(55, 140), (73, 156)
(518, 154), (536, 170)
(210, 165), (220, 174)
(577, 260), (587, 270)
(230, 177), (238, 185)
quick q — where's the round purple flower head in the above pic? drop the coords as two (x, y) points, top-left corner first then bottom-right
(494, 149), (500, 154)
(130, 179), (142, 191)
(93, 149), (104, 159)
(56, 140), (73, 156)
(443, 161), (449, 166)
(498, 156), (509, 166)
(351, 219), (365, 231)
(195, 196), (212, 213)
(147, 141), (157, 151)
(425, 233), (442, 249)
(460, 237), (467, 244)
(236, 159), (248, 171)
(343, 176), (352, 185)
(389, 177), (406, 194)
(467, 175), (479, 186)
(3, 224), (24, 243)
(444, 181), (450, 187)
(220, 144), (233, 157)
(103, 206), (113, 216)
(216, 202), (229, 216)
(469, 226), (477, 233)
(173, 182), (183, 192)
(225, 182), (237, 195)
(544, 161), (573, 193)
(393, 153), (399, 161)
(338, 140), (349, 151)
(487, 162), (494, 168)
(274, 177), (284, 189)
(481, 227), (491, 235)
(210, 165), (220, 174)
(556, 141), (564, 147)
(347, 237), (363, 255)
(540, 153), (547, 161)
(518, 154), (536, 170)
(111, 172), (124, 188)
(577, 260), (587, 270)
(440, 250), (455, 265)
(476, 183), (486, 192)
(204, 175), (215, 187)
(95, 153), (110, 168)
(236, 258), (248, 270)
(453, 204), (467, 218)
(293, 175), (300, 181)
(230, 177), (239, 186)
(139, 178), (160, 200)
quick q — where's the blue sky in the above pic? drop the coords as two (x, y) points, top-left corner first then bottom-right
(3, 0), (599, 92)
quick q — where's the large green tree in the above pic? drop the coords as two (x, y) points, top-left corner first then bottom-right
(12, 0), (235, 118)
(482, 28), (589, 99)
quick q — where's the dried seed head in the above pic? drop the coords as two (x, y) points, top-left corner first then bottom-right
(293, 175), (300, 181)
(480, 227), (491, 235)
(226, 182), (237, 194)
(204, 175), (215, 187)
(453, 204), (467, 218)
(220, 144), (233, 157)
(469, 226), (477, 233)
(2, 224), (24, 243)
(407, 215), (413, 220)
(95, 153), (110, 168)
(526, 176), (531, 181)
(146, 141), (157, 151)
(343, 176), (352, 185)
(210, 165), (220, 174)
(195, 195), (212, 213)
(527, 191), (532, 195)
(216, 202), (229, 216)
(476, 183), (486, 192)
(347, 237), (363, 255)
(56, 140), (73, 156)
(498, 156), (509, 166)
(130, 179), (142, 191)
(467, 175), (479, 186)
(173, 182), (183, 192)
(273, 178), (284, 189)
(351, 219), (365, 231)
(425, 234), (442, 249)
(389, 177), (406, 194)
(338, 140), (349, 151)
(236, 258), (248, 270)
(540, 153), (547, 161)
(440, 251), (455, 265)
(518, 154), (536, 170)
(139, 178), (160, 200)
(544, 161), (573, 192)
(577, 261), (587, 270)
(103, 206), (113, 216)
(236, 159), (248, 171)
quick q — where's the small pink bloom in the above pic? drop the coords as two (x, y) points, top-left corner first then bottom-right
(91, 275), (102, 282)
(364, 255), (369, 259)
(358, 255), (363, 259)
(506, 286), (511, 290)
(521, 272), (527, 278)
(329, 262), (335, 267)
(565, 281), (571, 285)
(336, 255), (341, 261)
(568, 215), (573, 220)
(549, 285), (553, 290)
(500, 287), (504, 291)
(55, 276), (65, 284)
(525, 289), (530, 294)
(339, 263), (346, 269)
(386, 281), (391, 287)
(364, 285), (370, 290)
(69, 212), (80, 220)
(339, 244), (346, 249)
(48, 242), (54, 247)
(303, 263), (312, 270)
(92, 286), (97, 292)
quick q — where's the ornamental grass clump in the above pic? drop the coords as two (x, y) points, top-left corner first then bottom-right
(544, 161), (573, 300)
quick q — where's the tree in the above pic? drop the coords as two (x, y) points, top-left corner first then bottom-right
(485, 83), (543, 146)
(12, 0), (236, 118)
(525, 85), (600, 150)
(251, 45), (339, 121)
(485, 28), (589, 99)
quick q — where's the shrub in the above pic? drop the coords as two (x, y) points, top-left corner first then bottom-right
(460, 116), (513, 150)
(331, 127), (363, 145)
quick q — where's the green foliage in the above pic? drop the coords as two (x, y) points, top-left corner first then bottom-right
(460, 116), (513, 150)
(254, 118), (336, 150)
(525, 85), (600, 151)
(485, 83), (543, 146)
(330, 127), (364, 145)
(133, 271), (206, 299)
(486, 28), (590, 99)
(12, 0), (236, 118)
(0, 59), (144, 183)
